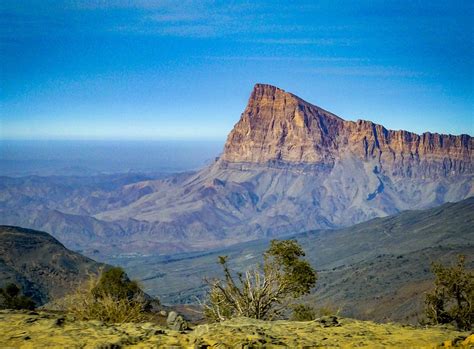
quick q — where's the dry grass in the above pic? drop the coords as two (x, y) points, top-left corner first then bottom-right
(1, 311), (473, 348)
(64, 277), (145, 324)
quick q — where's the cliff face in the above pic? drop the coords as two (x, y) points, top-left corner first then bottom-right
(222, 84), (344, 165)
(222, 84), (472, 178)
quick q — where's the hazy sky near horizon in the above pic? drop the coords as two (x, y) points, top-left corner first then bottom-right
(1, 0), (473, 140)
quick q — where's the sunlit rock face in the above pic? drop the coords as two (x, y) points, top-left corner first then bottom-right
(222, 84), (472, 179)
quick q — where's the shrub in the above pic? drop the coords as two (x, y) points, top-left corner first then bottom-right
(92, 267), (142, 302)
(291, 304), (316, 321)
(204, 239), (317, 321)
(66, 267), (151, 323)
(424, 255), (473, 330)
(0, 283), (35, 310)
(316, 304), (341, 317)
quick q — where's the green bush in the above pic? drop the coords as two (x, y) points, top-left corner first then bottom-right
(204, 239), (317, 321)
(424, 255), (473, 330)
(66, 267), (153, 323)
(92, 267), (141, 301)
(291, 304), (316, 321)
(0, 283), (35, 310)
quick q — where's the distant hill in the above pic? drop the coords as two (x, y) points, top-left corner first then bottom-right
(0, 226), (105, 305)
(108, 197), (474, 323)
(0, 173), (168, 255)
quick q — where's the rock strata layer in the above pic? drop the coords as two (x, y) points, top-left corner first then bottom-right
(222, 84), (472, 179)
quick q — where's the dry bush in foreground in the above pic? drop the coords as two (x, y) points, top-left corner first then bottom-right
(66, 267), (148, 323)
(316, 303), (342, 317)
(204, 239), (317, 321)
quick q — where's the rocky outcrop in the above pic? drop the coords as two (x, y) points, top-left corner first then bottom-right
(222, 84), (344, 165)
(222, 84), (472, 179)
(166, 311), (188, 331)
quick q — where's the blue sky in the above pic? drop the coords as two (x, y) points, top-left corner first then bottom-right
(1, 0), (473, 140)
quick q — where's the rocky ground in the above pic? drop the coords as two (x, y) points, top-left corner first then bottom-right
(0, 310), (472, 348)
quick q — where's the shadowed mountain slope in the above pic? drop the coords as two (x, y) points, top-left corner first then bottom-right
(0, 226), (104, 305)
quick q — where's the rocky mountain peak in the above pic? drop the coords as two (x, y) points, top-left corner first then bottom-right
(250, 83), (286, 98)
(221, 84), (472, 178)
(222, 84), (344, 164)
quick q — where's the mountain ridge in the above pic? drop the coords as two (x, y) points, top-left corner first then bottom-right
(89, 84), (472, 253)
(0, 225), (105, 305)
(222, 84), (472, 179)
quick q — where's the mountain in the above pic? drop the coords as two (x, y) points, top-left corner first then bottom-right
(0, 84), (472, 255)
(107, 197), (474, 323)
(93, 84), (472, 253)
(223, 84), (472, 174)
(0, 225), (104, 305)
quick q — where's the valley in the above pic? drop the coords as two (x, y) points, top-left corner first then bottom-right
(107, 198), (474, 323)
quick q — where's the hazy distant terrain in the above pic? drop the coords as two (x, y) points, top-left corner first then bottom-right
(0, 140), (224, 254)
(0, 173), (169, 252)
(0, 140), (223, 176)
